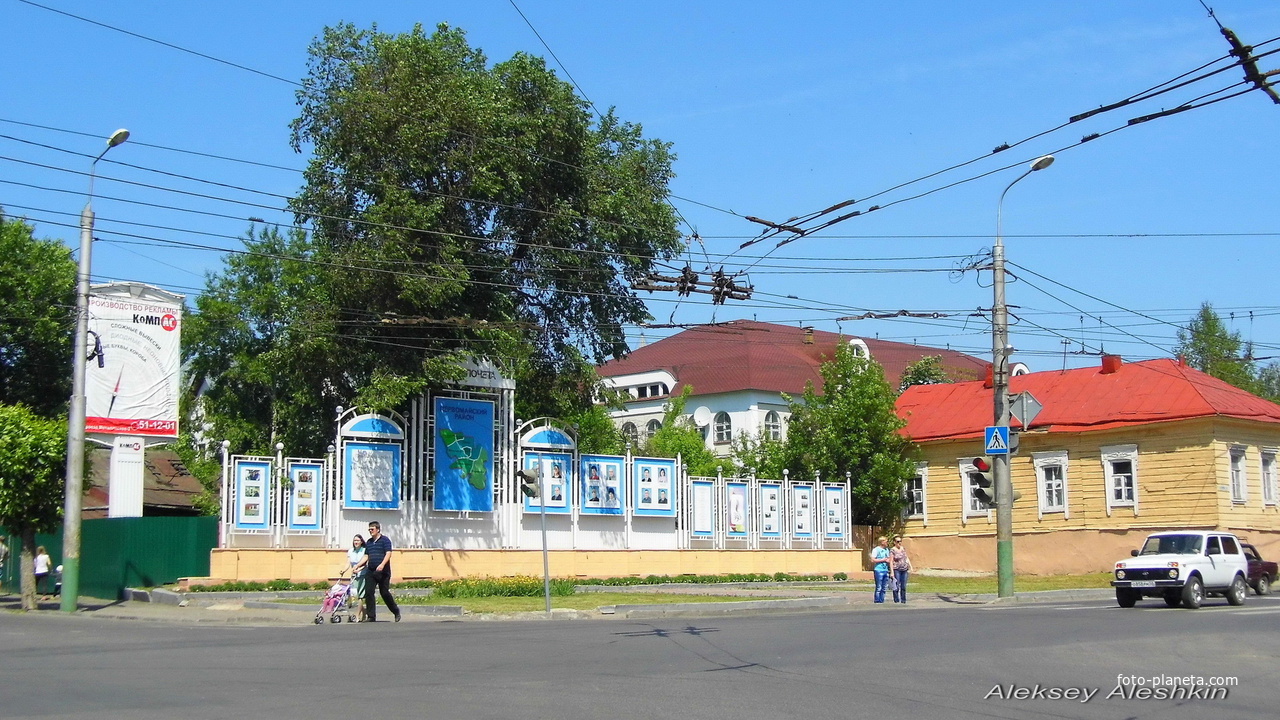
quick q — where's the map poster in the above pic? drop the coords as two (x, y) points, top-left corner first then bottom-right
(580, 454), (625, 516)
(823, 485), (845, 538)
(522, 451), (573, 514)
(691, 480), (715, 536)
(345, 442), (401, 510)
(287, 462), (323, 529)
(759, 483), (782, 537)
(432, 397), (495, 512)
(234, 459), (271, 529)
(726, 482), (749, 536)
(633, 457), (677, 517)
(792, 485), (814, 538)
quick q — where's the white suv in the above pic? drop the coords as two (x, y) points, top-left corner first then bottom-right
(1112, 531), (1249, 609)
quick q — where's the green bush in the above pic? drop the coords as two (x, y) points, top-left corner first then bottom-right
(431, 575), (575, 598)
(833, 572), (848, 581)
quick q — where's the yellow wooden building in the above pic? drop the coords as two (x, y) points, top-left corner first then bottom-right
(895, 356), (1280, 574)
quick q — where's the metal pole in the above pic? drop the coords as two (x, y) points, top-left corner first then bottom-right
(992, 155), (1053, 599)
(539, 464), (551, 615)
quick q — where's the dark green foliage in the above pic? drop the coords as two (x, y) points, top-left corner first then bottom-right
(1175, 302), (1258, 394)
(640, 387), (720, 475)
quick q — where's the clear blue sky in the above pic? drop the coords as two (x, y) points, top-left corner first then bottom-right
(5, 0), (1280, 373)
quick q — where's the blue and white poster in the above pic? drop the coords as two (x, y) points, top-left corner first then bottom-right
(432, 397), (495, 512)
(287, 461), (323, 529)
(691, 480), (716, 536)
(580, 454), (624, 515)
(823, 485), (845, 538)
(792, 484), (814, 538)
(523, 451), (573, 514)
(633, 457), (677, 517)
(759, 483), (782, 537)
(345, 442), (401, 510)
(234, 459), (272, 529)
(726, 482), (749, 536)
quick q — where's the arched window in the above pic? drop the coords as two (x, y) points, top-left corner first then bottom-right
(621, 422), (638, 446)
(714, 412), (732, 444)
(764, 411), (781, 441)
(646, 419), (662, 440)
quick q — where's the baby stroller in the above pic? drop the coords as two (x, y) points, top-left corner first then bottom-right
(313, 571), (358, 624)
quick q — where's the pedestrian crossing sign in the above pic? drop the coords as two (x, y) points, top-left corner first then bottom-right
(984, 426), (1010, 455)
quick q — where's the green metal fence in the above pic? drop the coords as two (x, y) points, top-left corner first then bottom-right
(2, 516), (217, 600)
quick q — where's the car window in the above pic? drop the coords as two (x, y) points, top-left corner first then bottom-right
(1142, 535), (1202, 555)
(1207, 536), (1222, 555)
(1244, 545), (1260, 562)
(1222, 536), (1240, 554)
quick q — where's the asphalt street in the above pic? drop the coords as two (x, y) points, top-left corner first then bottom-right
(2, 593), (1278, 720)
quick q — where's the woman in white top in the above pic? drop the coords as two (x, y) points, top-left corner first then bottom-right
(34, 546), (52, 599)
(346, 535), (367, 622)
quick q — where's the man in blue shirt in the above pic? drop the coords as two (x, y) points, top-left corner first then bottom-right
(362, 521), (401, 622)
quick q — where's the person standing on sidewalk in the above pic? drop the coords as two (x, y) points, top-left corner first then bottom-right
(890, 535), (913, 604)
(362, 522), (401, 623)
(34, 546), (52, 601)
(871, 536), (891, 603)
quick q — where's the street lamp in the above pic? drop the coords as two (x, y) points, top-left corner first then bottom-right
(61, 128), (129, 613)
(991, 154), (1053, 600)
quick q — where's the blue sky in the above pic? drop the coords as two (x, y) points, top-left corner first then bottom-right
(5, 0), (1280, 373)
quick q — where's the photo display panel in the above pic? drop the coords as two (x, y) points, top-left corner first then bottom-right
(632, 457), (677, 517)
(522, 451), (573, 514)
(234, 459), (272, 529)
(580, 454), (625, 515)
(287, 461), (323, 529)
(759, 483), (782, 537)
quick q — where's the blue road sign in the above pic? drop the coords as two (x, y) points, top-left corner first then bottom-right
(984, 426), (1010, 455)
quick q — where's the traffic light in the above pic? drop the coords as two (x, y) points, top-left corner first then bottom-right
(516, 469), (540, 499)
(971, 457), (996, 507)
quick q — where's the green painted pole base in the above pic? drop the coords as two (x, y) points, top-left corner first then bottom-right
(997, 539), (1014, 598)
(59, 557), (78, 613)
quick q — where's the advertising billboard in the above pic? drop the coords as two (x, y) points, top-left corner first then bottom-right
(85, 284), (183, 438)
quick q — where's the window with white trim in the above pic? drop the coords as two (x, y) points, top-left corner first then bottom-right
(1101, 444), (1138, 515)
(621, 422), (638, 447)
(645, 419), (662, 440)
(1262, 449), (1277, 506)
(1230, 445), (1248, 504)
(958, 458), (991, 520)
(1032, 450), (1068, 516)
(904, 463), (927, 523)
(713, 412), (732, 444)
(764, 411), (782, 441)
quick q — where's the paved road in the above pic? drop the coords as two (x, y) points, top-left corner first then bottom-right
(3, 593), (1277, 719)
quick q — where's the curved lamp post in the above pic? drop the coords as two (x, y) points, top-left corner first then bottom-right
(992, 154), (1053, 599)
(62, 128), (129, 612)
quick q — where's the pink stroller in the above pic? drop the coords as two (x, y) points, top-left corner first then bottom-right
(313, 571), (358, 624)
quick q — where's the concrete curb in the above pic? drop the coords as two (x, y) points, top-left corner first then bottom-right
(947, 588), (1115, 604)
(601, 595), (851, 618)
(242, 599), (465, 617)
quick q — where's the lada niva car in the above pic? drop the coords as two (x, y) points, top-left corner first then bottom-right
(1111, 531), (1249, 609)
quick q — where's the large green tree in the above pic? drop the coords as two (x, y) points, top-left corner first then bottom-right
(641, 388), (720, 476)
(0, 214), (76, 417)
(186, 24), (682, 455)
(0, 403), (66, 610)
(897, 355), (952, 393)
(781, 342), (917, 526)
(1175, 302), (1257, 393)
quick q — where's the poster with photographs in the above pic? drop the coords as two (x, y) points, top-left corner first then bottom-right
(234, 459), (272, 529)
(691, 480), (715, 536)
(580, 454), (625, 516)
(522, 451), (572, 514)
(632, 457), (677, 517)
(792, 484), (814, 538)
(726, 482), (749, 536)
(759, 483), (782, 537)
(288, 462), (323, 529)
(343, 442), (401, 510)
(823, 485), (845, 538)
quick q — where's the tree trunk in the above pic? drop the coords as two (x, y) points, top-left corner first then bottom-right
(19, 528), (36, 611)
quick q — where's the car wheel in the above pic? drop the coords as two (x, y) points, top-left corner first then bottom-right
(1181, 576), (1204, 610)
(1116, 588), (1139, 608)
(1226, 574), (1247, 606)
(1255, 575), (1271, 596)
(1162, 590), (1182, 608)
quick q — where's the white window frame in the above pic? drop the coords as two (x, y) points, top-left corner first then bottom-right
(958, 458), (992, 524)
(1230, 445), (1248, 504)
(1101, 444), (1139, 516)
(713, 412), (732, 445)
(904, 462), (928, 525)
(1032, 450), (1069, 519)
(645, 419), (662, 440)
(621, 422), (638, 447)
(1261, 447), (1278, 506)
(764, 411), (782, 441)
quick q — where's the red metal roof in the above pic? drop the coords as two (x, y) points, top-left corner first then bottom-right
(897, 357), (1280, 442)
(598, 320), (990, 397)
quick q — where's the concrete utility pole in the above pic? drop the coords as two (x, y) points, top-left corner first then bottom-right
(62, 129), (129, 613)
(992, 154), (1053, 599)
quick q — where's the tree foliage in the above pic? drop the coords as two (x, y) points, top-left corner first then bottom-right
(897, 355), (952, 393)
(641, 388), (720, 476)
(781, 342), (917, 526)
(1175, 302), (1257, 393)
(728, 429), (787, 480)
(185, 24), (682, 455)
(0, 214), (76, 417)
(0, 403), (66, 610)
